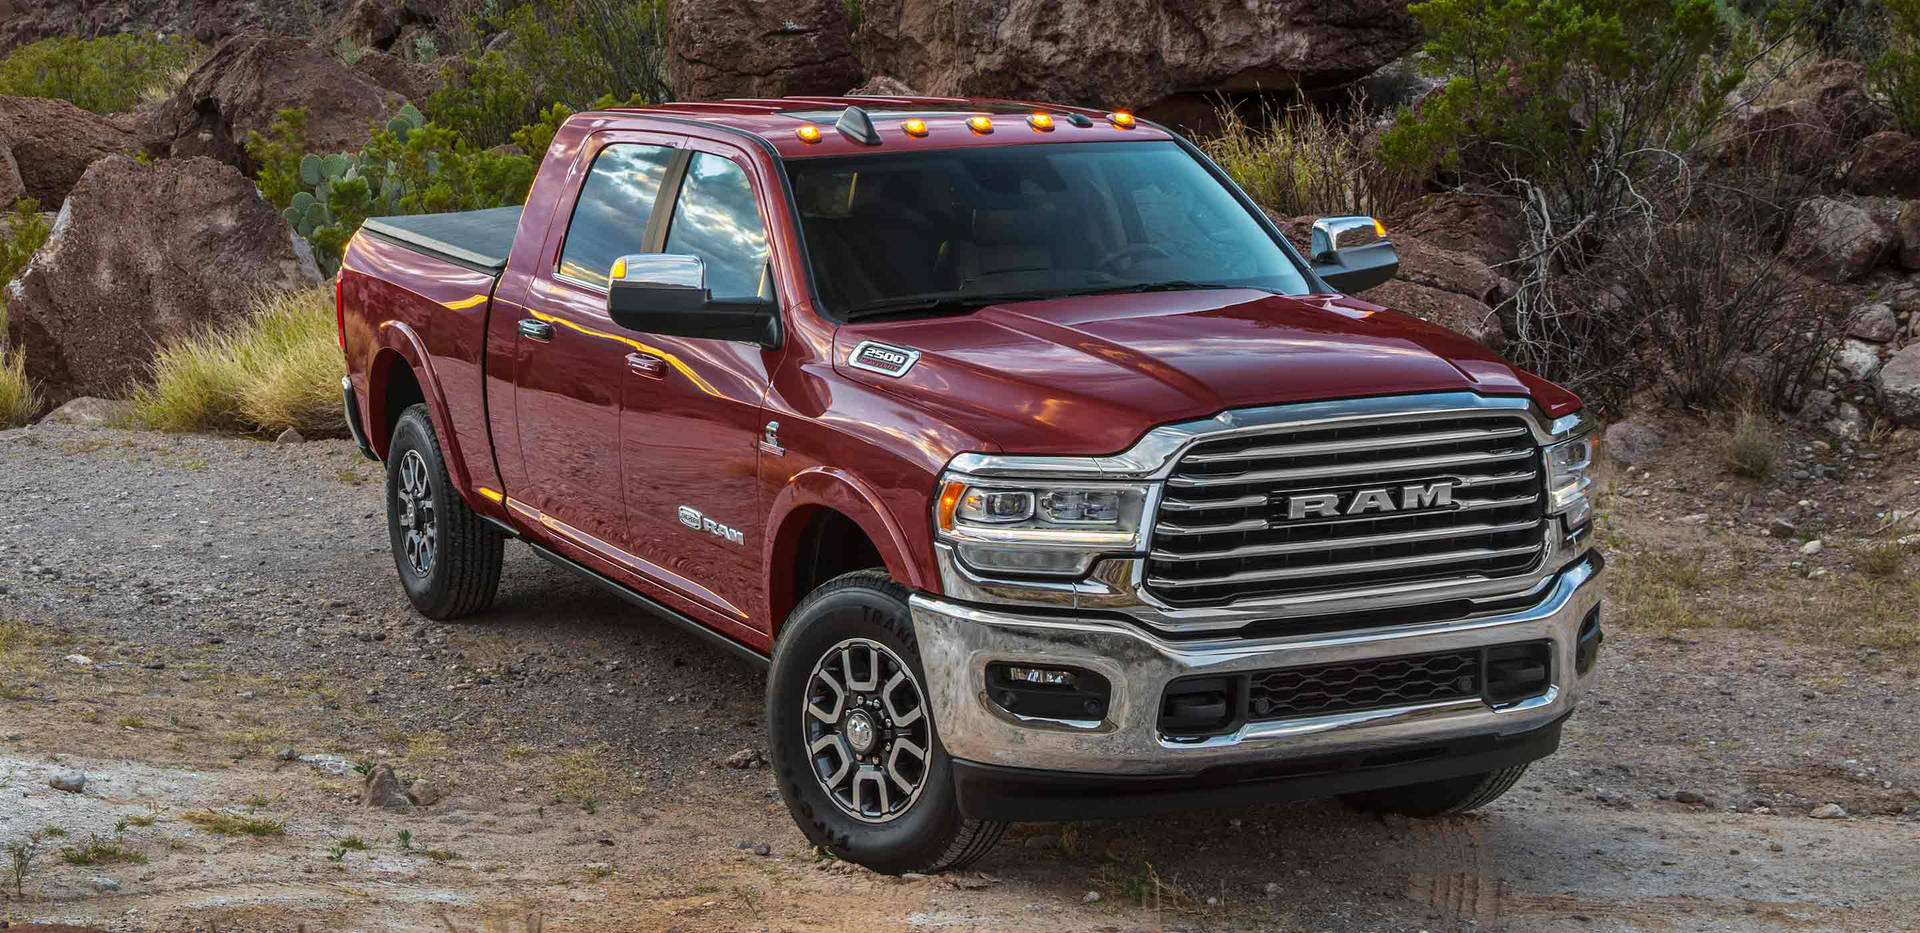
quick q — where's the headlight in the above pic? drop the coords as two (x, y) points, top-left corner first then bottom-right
(934, 473), (1151, 577)
(1545, 431), (1595, 530)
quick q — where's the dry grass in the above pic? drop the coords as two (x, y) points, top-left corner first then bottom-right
(0, 309), (43, 429)
(182, 810), (285, 837)
(58, 835), (148, 866)
(1718, 411), (1779, 479)
(1613, 545), (1920, 655)
(1199, 100), (1411, 219)
(1856, 540), (1908, 577)
(131, 288), (345, 437)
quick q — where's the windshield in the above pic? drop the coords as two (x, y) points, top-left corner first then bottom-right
(784, 141), (1313, 320)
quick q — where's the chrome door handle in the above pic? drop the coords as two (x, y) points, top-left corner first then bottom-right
(517, 319), (553, 341)
(626, 352), (665, 378)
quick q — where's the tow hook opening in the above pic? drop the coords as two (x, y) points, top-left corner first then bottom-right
(1575, 606), (1604, 675)
(986, 662), (1112, 723)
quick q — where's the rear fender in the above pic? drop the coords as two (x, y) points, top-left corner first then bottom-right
(368, 322), (482, 510)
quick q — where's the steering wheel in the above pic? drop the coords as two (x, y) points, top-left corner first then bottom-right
(1098, 243), (1171, 271)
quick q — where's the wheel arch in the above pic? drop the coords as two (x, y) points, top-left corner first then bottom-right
(765, 469), (928, 633)
(364, 323), (478, 505)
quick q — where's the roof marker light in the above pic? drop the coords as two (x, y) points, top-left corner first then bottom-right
(900, 118), (929, 137)
(967, 114), (993, 134)
(1108, 110), (1136, 128)
(795, 124), (823, 143)
(1027, 112), (1055, 131)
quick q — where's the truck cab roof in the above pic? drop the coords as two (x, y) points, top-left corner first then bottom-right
(596, 96), (1169, 159)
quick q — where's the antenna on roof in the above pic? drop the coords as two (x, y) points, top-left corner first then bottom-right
(835, 105), (882, 146)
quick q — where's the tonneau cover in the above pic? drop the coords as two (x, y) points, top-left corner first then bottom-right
(361, 205), (523, 273)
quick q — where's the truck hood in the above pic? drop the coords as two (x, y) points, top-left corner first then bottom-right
(831, 288), (1579, 457)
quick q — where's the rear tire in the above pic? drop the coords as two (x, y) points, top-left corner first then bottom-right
(386, 404), (503, 620)
(767, 570), (1007, 874)
(1339, 764), (1530, 817)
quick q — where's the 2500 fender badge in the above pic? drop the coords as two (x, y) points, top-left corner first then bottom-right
(678, 506), (745, 545)
(849, 341), (921, 377)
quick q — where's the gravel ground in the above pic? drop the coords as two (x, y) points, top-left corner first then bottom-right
(0, 423), (1915, 932)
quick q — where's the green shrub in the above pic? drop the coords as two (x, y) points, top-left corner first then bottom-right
(1719, 411), (1778, 479)
(0, 34), (201, 114)
(1381, 0), (1740, 222)
(131, 288), (345, 437)
(426, 1), (669, 149)
(0, 198), (52, 428)
(246, 108), (311, 211)
(1870, 0), (1920, 132)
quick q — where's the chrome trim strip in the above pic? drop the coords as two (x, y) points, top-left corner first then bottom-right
(1179, 423), (1532, 464)
(1165, 445), (1533, 488)
(1146, 541), (1543, 588)
(1149, 518), (1543, 561)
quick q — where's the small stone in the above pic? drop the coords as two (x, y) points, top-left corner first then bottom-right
(1800, 538), (1825, 555)
(1674, 790), (1707, 805)
(405, 779), (445, 807)
(724, 747), (762, 769)
(48, 769), (86, 793)
(1847, 302), (1900, 343)
(1769, 841), (1785, 852)
(273, 747), (298, 761)
(87, 876), (120, 892)
(753, 842), (771, 857)
(276, 427), (305, 444)
(1263, 881), (1282, 896)
(1082, 890), (1102, 903)
(360, 764), (412, 811)
(1022, 833), (1061, 850)
(1809, 803), (1848, 819)
(64, 654), (93, 666)
(1768, 518), (1798, 538)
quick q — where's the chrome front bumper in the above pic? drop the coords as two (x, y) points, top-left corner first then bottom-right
(911, 553), (1603, 776)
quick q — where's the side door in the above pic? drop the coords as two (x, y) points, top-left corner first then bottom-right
(619, 143), (780, 634)
(509, 138), (680, 556)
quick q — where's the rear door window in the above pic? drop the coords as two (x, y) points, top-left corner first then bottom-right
(558, 143), (677, 289)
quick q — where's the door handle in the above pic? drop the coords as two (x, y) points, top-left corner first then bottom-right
(517, 319), (553, 341)
(626, 352), (665, 378)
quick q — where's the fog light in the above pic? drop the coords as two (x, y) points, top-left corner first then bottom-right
(1005, 666), (1075, 686)
(986, 663), (1110, 723)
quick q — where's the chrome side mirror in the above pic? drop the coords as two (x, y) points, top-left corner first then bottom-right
(606, 253), (779, 347)
(1308, 216), (1398, 294)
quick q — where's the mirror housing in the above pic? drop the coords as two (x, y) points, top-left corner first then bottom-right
(1308, 216), (1398, 294)
(606, 254), (779, 347)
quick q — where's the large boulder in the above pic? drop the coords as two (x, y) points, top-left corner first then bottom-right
(1846, 131), (1920, 199)
(1899, 202), (1920, 271)
(155, 35), (405, 171)
(1785, 196), (1894, 281)
(321, 0), (446, 54)
(1719, 60), (1883, 171)
(2, 157), (321, 405)
(669, 0), (862, 100)
(1877, 343), (1920, 427)
(855, 0), (1419, 121)
(1385, 191), (1523, 270)
(0, 96), (147, 206)
(0, 0), (344, 49)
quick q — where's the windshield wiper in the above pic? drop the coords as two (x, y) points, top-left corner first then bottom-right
(843, 290), (1064, 321)
(1074, 281), (1253, 296)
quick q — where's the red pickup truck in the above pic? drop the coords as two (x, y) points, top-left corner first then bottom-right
(338, 96), (1604, 874)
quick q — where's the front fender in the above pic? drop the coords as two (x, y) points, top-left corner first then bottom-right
(764, 467), (931, 622)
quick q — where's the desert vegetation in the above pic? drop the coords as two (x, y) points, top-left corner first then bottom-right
(0, 34), (202, 113)
(130, 289), (345, 438)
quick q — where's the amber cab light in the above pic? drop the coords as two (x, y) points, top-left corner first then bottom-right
(1108, 110), (1136, 128)
(1027, 112), (1055, 131)
(795, 124), (823, 143)
(967, 114), (993, 134)
(900, 118), (929, 137)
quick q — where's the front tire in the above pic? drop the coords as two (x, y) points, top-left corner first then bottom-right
(767, 570), (1007, 874)
(386, 404), (503, 620)
(1339, 764), (1530, 817)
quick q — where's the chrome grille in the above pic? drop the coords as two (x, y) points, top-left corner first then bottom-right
(1147, 414), (1546, 608)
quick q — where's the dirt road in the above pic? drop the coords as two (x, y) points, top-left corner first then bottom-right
(1, 424), (1915, 931)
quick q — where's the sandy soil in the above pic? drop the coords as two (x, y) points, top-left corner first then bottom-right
(0, 422), (1915, 932)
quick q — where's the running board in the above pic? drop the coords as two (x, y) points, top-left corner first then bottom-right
(524, 542), (770, 669)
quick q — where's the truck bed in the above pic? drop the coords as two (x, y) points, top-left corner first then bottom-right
(360, 206), (523, 274)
